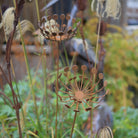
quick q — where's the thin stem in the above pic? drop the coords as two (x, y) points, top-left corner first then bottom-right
(18, 21), (41, 131)
(55, 42), (60, 138)
(91, 12), (102, 138)
(0, 91), (13, 106)
(70, 112), (77, 138)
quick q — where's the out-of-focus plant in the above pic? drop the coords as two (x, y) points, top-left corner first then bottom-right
(84, 18), (138, 110)
(0, 70), (89, 138)
(113, 107), (138, 138)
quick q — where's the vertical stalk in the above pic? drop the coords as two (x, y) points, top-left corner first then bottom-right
(35, 0), (40, 22)
(42, 50), (49, 135)
(70, 112), (77, 138)
(18, 22), (41, 131)
(90, 14), (102, 138)
(55, 42), (60, 138)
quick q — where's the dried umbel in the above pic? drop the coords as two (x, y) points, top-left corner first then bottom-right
(39, 14), (80, 41)
(58, 65), (109, 112)
(91, 0), (121, 19)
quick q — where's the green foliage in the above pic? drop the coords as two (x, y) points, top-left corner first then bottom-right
(84, 19), (138, 110)
(113, 107), (138, 138)
(0, 70), (88, 138)
(104, 31), (138, 110)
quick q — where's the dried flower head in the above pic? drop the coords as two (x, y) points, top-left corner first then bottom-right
(91, 0), (121, 19)
(58, 65), (109, 112)
(77, 0), (87, 11)
(97, 126), (113, 138)
(0, 7), (15, 37)
(39, 14), (80, 41)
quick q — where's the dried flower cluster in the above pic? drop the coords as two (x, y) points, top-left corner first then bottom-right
(91, 0), (121, 19)
(58, 65), (109, 112)
(39, 14), (80, 41)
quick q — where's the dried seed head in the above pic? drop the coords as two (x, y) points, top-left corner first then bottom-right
(60, 14), (65, 20)
(72, 65), (78, 72)
(40, 14), (80, 42)
(64, 66), (70, 72)
(99, 73), (104, 79)
(66, 14), (70, 20)
(72, 18), (76, 24)
(91, 68), (97, 74)
(81, 65), (87, 72)
(47, 15), (52, 21)
(77, 0), (87, 11)
(53, 14), (58, 20)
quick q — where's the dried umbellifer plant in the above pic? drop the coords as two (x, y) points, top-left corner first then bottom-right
(39, 14), (80, 42)
(39, 14), (80, 137)
(58, 65), (109, 137)
(58, 65), (109, 112)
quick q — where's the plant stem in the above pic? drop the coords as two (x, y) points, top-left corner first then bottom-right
(42, 50), (49, 136)
(70, 112), (77, 138)
(55, 42), (60, 138)
(18, 22), (41, 131)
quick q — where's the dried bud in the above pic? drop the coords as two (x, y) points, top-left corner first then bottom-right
(97, 21), (107, 36)
(99, 73), (104, 79)
(91, 68), (97, 74)
(81, 65), (87, 72)
(77, 0), (87, 11)
(72, 65), (78, 72)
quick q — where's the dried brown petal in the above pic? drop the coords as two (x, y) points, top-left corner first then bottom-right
(52, 32), (57, 36)
(65, 104), (70, 108)
(67, 27), (72, 34)
(59, 31), (64, 36)
(85, 107), (92, 111)
(69, 78), (73, 81)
